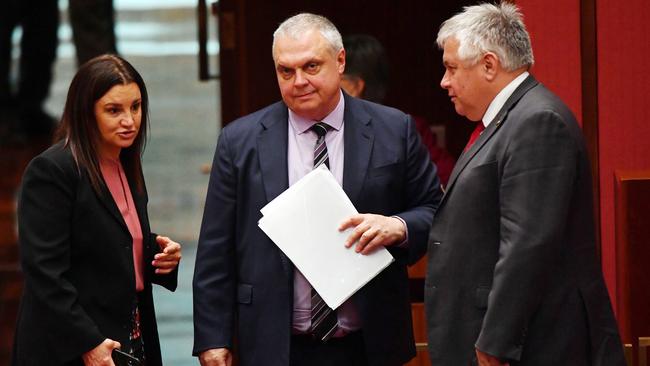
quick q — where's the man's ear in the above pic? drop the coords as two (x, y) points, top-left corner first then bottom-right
(337, 48), (346, 74)
(482, 52), (499, 81)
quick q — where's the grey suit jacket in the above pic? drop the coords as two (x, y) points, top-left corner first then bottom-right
(426, 76), (625, 366)
(193, 92), (442, 366)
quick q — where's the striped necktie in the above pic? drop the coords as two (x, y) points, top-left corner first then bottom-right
(312, 122), (330, 168)
(309, 121), (338, 341)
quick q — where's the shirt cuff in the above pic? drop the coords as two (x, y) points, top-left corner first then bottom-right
(391, 215), (409, 248)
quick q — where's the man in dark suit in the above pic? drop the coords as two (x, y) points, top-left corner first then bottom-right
(426, 3), (625, 366)
(193, 13), (441, 366)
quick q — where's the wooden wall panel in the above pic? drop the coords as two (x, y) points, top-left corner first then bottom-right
(615, 171), (650, 365)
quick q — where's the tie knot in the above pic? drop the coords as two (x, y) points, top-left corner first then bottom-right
(463, 122), (486, 152)
(311, 122), (330, 138)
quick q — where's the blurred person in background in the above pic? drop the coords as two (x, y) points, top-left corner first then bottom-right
(69, 0), (117, 66)
(0, 0), (59, 140)
(341, 34), (456, 186)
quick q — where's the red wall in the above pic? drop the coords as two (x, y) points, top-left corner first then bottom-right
(597, 0), (650, 312)
(516, 0), (650, 314)
(517, 0), (582, 124)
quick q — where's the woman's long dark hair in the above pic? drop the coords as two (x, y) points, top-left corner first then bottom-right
(55, 54), (149, 194)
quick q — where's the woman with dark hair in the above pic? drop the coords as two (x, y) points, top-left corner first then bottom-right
(12, 54), (181, 366)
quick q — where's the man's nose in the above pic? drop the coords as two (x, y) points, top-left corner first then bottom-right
(294, 69), (308, 86)
(440, 71), (450, 89)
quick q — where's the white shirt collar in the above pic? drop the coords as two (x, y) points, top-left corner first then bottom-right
(288, 90), (345, 134)
(481, 71), (529, 128)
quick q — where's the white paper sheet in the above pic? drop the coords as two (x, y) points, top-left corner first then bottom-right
(258, 165), (394, 309)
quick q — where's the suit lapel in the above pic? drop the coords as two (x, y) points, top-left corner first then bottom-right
(258, 104), (290, 204)
(128, 177), (149, 245)
(125, 176), (152, 280)
(257, 104), (291, 277)
(442, 75), (539, 204)
(96, 165), (150, 240)
(342, 95), (373, 204)
(445, 117), (501, 191)
(97, 181), (131, 236)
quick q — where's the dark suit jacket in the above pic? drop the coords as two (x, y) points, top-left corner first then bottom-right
(12, 143), (178, 366)
(426, 76), (625, 366)
(193, 93), (442, 366)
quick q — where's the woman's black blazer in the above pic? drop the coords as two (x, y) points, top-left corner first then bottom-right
(12, 142), (178, 366)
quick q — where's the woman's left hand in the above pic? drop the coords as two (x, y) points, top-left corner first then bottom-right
(153, 236), (182, 274)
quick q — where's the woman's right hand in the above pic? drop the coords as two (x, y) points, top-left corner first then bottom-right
(82, 338), (121, 366)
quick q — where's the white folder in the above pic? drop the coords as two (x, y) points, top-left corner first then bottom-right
(258, 165), (394, 309)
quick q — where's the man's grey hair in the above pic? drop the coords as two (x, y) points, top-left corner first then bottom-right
(272, 13), (343, 59)
(437, 2), (534, 71)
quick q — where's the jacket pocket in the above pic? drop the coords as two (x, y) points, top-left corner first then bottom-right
(367, 161), (401, 178)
